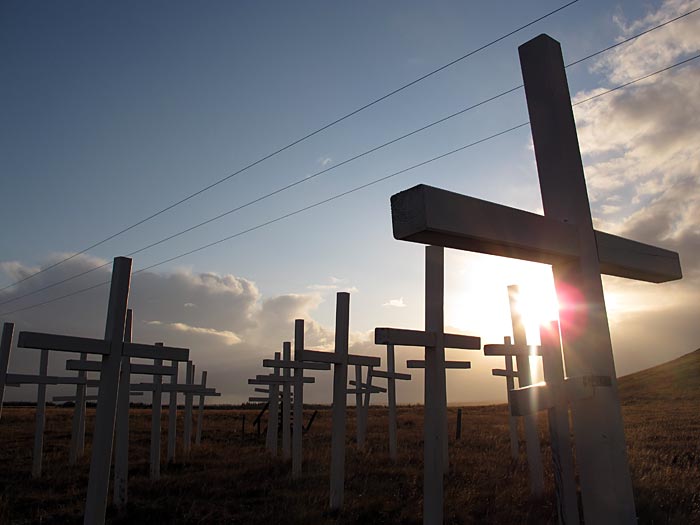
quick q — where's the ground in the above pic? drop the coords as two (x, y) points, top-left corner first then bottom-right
(0, 350), (698, 524)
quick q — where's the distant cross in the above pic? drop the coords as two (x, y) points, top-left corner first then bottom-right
(0, 323), (94, 478)
(260, 330), (330, 476)
(488, 337), (519, 460)
(195, 370), (208, 445)
(485, 321), (580, 525)
(375, 245), (481, 525)
(388, 34), (681, 523)
(65, 334), (185, 493)
(348, 364), (387, 450)
(301, 292), (381, 511)
(17, 257), (189, 525)
(371, 344), (411, 461)
(260, 351), (281, 455)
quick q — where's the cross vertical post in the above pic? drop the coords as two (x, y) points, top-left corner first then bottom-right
(387, 345), (398, 460)
(504, 347), (519, 460)
(508, 285), (544, 496)
(84, 256), (132, 525)
(183, 361), (194, 457)
(353, 364), (365, 449)
(195, 370), (208, 446)
(292, 320), (305, 479)
(31, 349), (49, 478)
(167, 360), (178, 463)
(113, 308), (133, 507)
(281, 341), (292, 460)
(265, 355), (280, 455)
(150, 347), (164, 480)
(520, 34), (636, 522)
(329, 292), (350, 511)
(424, 245), (445, 524)
(540, 321), (579, 525)
(69, 351), (88, 465)
(0, 323), (13, 421)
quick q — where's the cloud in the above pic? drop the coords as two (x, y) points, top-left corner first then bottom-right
(383, 297), (407, 308)
(0, 255), (337, 403)
(569, 0), (700, 371)
(147, 320), (242, 345)
(317, 156), (332, 167)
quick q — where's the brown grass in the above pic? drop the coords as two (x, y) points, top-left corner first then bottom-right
(0, 351), (698, 524)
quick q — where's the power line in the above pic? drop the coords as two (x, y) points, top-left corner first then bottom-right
(0, 1), (580, 293)
(3, 47), (698, 317)
(3, 38), (699, 309)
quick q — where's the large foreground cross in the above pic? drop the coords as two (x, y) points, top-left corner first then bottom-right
(389, 34), (681, 523)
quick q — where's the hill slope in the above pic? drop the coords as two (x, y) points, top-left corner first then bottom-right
(618, 348), (700, 403)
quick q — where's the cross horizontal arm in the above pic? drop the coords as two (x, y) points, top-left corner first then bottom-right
(122, 342), (189, 362)
(349, 380), (387, 393)
(18, 332), (109, 355)
(248, 376), (314, 385)
(391, 184), (681, 283)
(372, 370), (412, 381)
(5, 373), (87, 385)
(254, 388), (269, 393)
(65, 359), (178, 376)
(406, 360), (471, 369)
(347, 354), (381, 367)
(492, 369), (518, 378)
(129, 363), (178, 376)
(131, 383), (218, 395)
(510, 375), (612, 416)
(375, 327), (480, 350)
(262, 358), (331, 371)
(248, 397), (269, 403)
(484, 343), (542, 357)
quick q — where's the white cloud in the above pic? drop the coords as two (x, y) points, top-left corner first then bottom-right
(317, 156), (332, 167)
(147, 320), (242, 345)
(383, 297), (407, 308)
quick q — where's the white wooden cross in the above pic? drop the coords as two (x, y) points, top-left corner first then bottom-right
(16, 256), (190, 525)
(249, 350), (322, 477)
(490, 284), (545, 496)
(375, 246), (481, 524)
(0, 323), (97, 479)
(131, 366), (220, 466)
(195, 370), (208, 446)
(489, 337), (519, 461)
(347, 364), (387, 450)
(65, 341), (184, 495)
(388, 34), (681, 523)
(264, 352), (281, 455)
(485, 321), (582, 525)
(372, 344), (412, 461)
(300, 292), (381, 511)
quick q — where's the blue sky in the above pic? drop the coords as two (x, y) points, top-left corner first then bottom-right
(1, 1), (698, 403)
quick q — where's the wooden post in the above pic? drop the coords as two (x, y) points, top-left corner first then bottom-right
(424, 245), (444, 525)
(354, 364), (364, 450)
(265, 356), (279, 455)
(540, 321), (580, 525)
(292, 320), (304, 479)
(282, 342), (292, 460)
(505, 347), (520, 460)
(183, 361), (194, 457)
(113, 308), (133, 507)
(329, 292), (350, 511)
(0, 323), (14, 421)
(360, 365), (374, 449)
(84, 256), (132, 525)
(70, 352), (88, 464)
(31, 349), (49, 478)
(455, 408), (462, 441)
(195, 370), (208, 446)
(387, 345), (398, 460)
(167, 360), (178, 463)
(150, 351), (164, 480)
(508, 285), (544, 497)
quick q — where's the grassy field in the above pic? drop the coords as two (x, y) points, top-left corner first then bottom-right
(0, 350), (698, 524)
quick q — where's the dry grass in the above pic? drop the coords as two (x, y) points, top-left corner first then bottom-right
(0, 351), (698, 524)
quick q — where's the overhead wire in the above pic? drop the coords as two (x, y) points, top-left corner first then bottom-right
(0, 1), (581, 293)
(2, 6), (699, 308)
(2, 50), (698, 316)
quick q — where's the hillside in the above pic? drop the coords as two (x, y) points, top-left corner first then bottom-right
(618, 348), (700, 403)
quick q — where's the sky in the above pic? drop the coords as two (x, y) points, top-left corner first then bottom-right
(1, 0), (698, 405)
